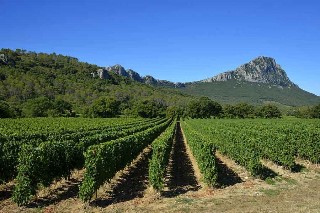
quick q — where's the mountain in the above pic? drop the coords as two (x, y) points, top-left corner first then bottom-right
(201, 56), (295, 87)
(100, 56), (319, 106)
(178, 56), (319, 106)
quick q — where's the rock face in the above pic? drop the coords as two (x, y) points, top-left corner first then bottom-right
(127, 69), (143, 82)
(0, 54), (7, 64)
(202, 56), (296, 87)
(95, 64), (185, 87)
(106, 64), (128, 77)
(96, 68), (110, 79)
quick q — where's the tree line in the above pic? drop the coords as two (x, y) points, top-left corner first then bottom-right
(3, 95), (313, 119)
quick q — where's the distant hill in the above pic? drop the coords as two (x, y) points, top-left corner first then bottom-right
(0, 49), (193, 115)
(178, 57), (319, 106)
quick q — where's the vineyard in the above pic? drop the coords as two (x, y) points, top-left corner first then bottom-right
(182, 119), (320, 175)
(0, 117), (320, 212)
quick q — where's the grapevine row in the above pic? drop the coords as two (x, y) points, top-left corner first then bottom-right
(148, 121), (176, 190)
(181, 122), (218, 186)
(79, 119), (172, 202)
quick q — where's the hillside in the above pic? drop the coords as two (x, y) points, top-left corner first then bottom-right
(178, 57), (320, 106)
(0, 49), (193, 116)
(179, 80), (319, 106)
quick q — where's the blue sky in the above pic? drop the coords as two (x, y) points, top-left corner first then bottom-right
(1, 0), (319, 95)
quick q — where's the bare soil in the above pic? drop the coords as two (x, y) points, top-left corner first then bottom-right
(161, 121), (200, 197)
(1, 124), (320, 213)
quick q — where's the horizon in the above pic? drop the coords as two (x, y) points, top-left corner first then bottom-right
(1, 0), (319, 96)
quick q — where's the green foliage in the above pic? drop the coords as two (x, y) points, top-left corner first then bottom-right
(79, 119), (170, 202)
(166, 105), (185, 119)
(223, 103), (255, 118)
(149, 121), (176, 190)
(0, 100), (17, 118)
(256, 104), (282, 118)
(0, 49), (193, 117)
(181, 122), (218, 186)
(53, 99), (73, 116)
(290, 104), (320, 119)
(22, 97), (52, 117)
(89, 97), (120, 118)
(134, 99), (166, 118)
(12, 145), (38, 206)
(187, 97), (222, 118)
(184, 119), (320, 175)
(293, 107), (312, 118)
(0, 118), (148, 183)
(183, 120), (263, 176)
(310, 104), (320, 118)
(11, 118), (166, 205)
(22, 97), (73, 117)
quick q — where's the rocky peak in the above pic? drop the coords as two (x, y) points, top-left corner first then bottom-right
(143, 75), (158, 85)
(127, 69), (143, 82)
(106, 64), (128, 77)
(203, 56), (295, 87)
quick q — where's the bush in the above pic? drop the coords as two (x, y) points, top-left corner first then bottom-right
(223, 103), (255, 118)
(0, 101), (16, 118)
(256, 104), (282, 118)
(187, 97), (222, 118)
(310, 104), (320, 118)
(90, 97), (120, 118)
(22, 97), (52, 117)
(134, 99), (166, 118)
(22, 97), (73, 117)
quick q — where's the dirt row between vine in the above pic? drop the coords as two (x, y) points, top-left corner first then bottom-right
(1, 122), (320, 212)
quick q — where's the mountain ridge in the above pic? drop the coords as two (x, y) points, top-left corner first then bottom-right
(98, 56), (301, 89)
(94, 64), (185, 88)
(96, 56), (319, 106)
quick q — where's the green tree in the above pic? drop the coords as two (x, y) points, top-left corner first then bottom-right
(256, 104), (282, 118)
(187, 97), (222, 118)
(53, 99), (73, 116)
(310, 104), (320, 118)
(0, 101), (16, 118)
(223, 103), (254, 118)
(22, 97), (53, 117)
(134, 99), (166, 118)
(234, 103), (255, 118)
(166, 105), (185, 119)
(91, 97), (120, 118)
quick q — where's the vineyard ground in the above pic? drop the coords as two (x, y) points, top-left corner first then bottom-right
(1, 125), (320, 212)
